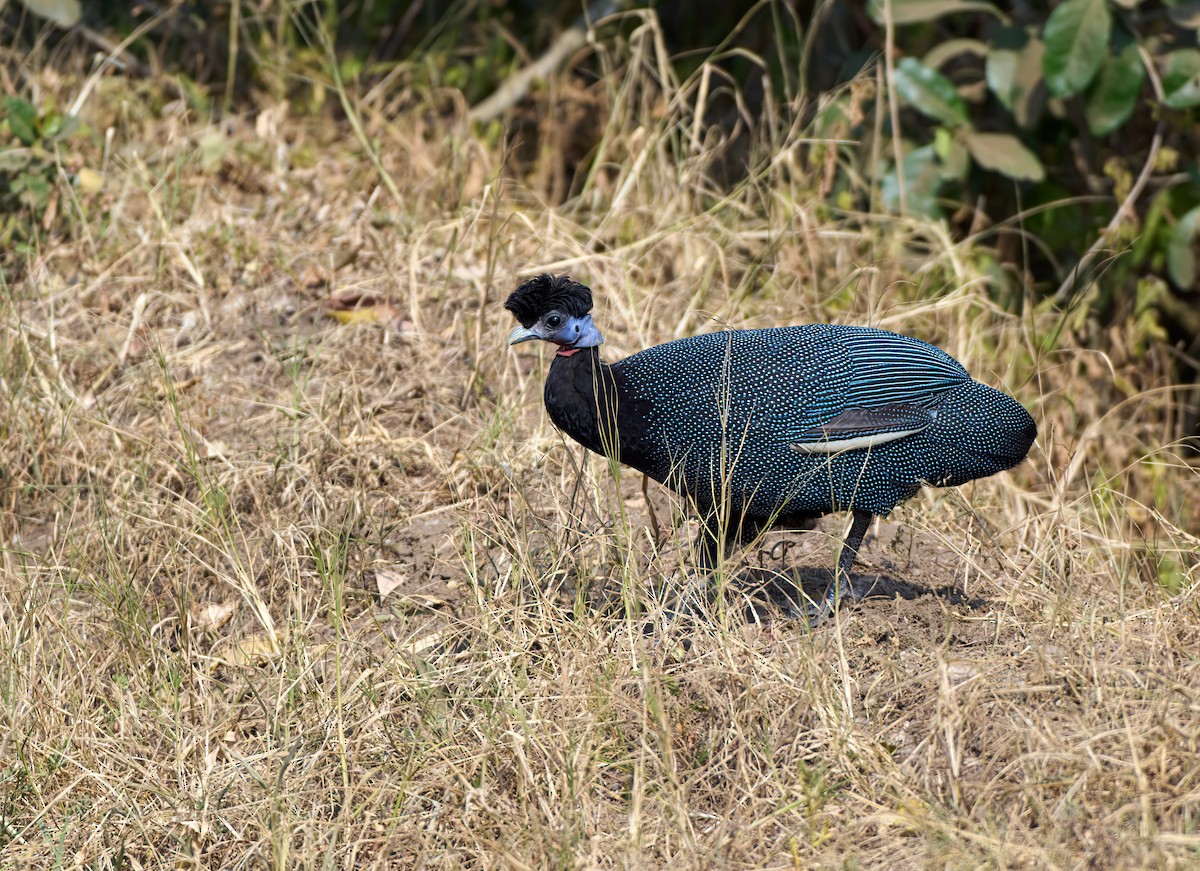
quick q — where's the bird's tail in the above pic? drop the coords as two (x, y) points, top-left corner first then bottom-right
(926, 381), (1037, 487)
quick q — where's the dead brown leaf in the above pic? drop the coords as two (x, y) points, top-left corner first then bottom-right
(324, 289), (399, 325)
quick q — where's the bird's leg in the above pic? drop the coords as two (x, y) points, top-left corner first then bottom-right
(693, 513), (747, 572)
(642, 474), (663, 546)
(808, 509), (874, 626)
(653, 515), (750, 626)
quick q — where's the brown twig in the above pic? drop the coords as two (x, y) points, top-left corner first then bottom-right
(468, 0), (623, 124)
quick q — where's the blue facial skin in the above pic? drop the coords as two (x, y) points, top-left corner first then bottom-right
(508, 312), (605, 349)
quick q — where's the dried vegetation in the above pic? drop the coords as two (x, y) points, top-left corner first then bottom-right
(2, 25), (1199, 870)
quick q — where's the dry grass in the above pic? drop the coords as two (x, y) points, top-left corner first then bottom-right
(3, 33), (1200, 870)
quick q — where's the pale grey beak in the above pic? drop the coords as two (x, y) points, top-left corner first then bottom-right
(508, 325), (541, 345)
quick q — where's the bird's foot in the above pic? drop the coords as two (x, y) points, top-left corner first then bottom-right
(803, 572), (876, 627)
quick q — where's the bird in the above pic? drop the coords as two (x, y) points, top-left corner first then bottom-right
(505, 273), (1037, 622)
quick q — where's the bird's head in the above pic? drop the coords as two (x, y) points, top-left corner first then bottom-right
(505, 274), (604, 352)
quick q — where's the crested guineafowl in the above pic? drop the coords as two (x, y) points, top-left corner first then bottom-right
(505, 274), (1037, 622)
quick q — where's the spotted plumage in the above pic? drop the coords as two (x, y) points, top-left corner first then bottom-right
(506, 274), (1037, 621)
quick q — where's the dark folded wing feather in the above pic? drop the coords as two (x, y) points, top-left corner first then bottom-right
(790, 403), (936, 453)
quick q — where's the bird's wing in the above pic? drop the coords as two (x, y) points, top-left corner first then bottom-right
(789, 403), (936, 454)
(837, 328), (970, 409)
(613, 326), (970, 453)
(765, 327), (970, 448)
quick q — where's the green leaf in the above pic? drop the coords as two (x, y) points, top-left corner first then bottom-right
(987, 27), (1046, 127)
(1042, 0), (1111, 98)
(867, 0), (1002, 24)
(882, 144), (945, 218)
(1167, 206), (1200, 288)
(49, 113), (81, 143)
(38, 111), (63, 139)
(963, 131), (1046, 181)
(934, 126), (970, 178)
(1085, 41), (1145, 136)
(4, 97), (38, 145)
(1163, 49), (1200, 109)
(16, 0), (82, 28)
(893, 57), (971, 127)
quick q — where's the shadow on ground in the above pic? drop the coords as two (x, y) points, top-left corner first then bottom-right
(730, 566), (990, 625)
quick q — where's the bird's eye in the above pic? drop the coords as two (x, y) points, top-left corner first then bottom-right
(545, 314), (564, 329)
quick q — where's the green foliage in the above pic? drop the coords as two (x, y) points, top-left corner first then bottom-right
(1042, 0), (1110, 98)
(883, 144), (944, 216)
(985, 26), (1044, 125)
(868, 0), (1002, 25)
(885, 56), (1047, 216)
(1162, 49), (1200, 107)
(1085, 40), (1144, 136)
(961, 131), (1044, 182)
(866, 0), (1199, 344)
(13, 0), (81, 28)
(894, 57), (971, 127)
(0, 96), (82, 249)
(1167, 206), (1200, 288)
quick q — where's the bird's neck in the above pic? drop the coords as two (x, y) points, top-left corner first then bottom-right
(544, 347), (620, 458)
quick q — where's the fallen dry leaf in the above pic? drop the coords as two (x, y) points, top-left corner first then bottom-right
(213, 634), (280, 668)
(406, 630), (444, 656)
(325, 289), (399, 325)
(192, 601), (236, 634)
(300, 264), (328, 289)
(395, 593), (451, 612)
(373, 567), (407, 600)
(77, 168), (105, 194)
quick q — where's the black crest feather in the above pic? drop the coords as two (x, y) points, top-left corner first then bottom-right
(505, 274), (593, 328)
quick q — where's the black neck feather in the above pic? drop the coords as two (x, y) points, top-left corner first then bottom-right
(542, 348), (660, 478)
(543, 348), (620, 458)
